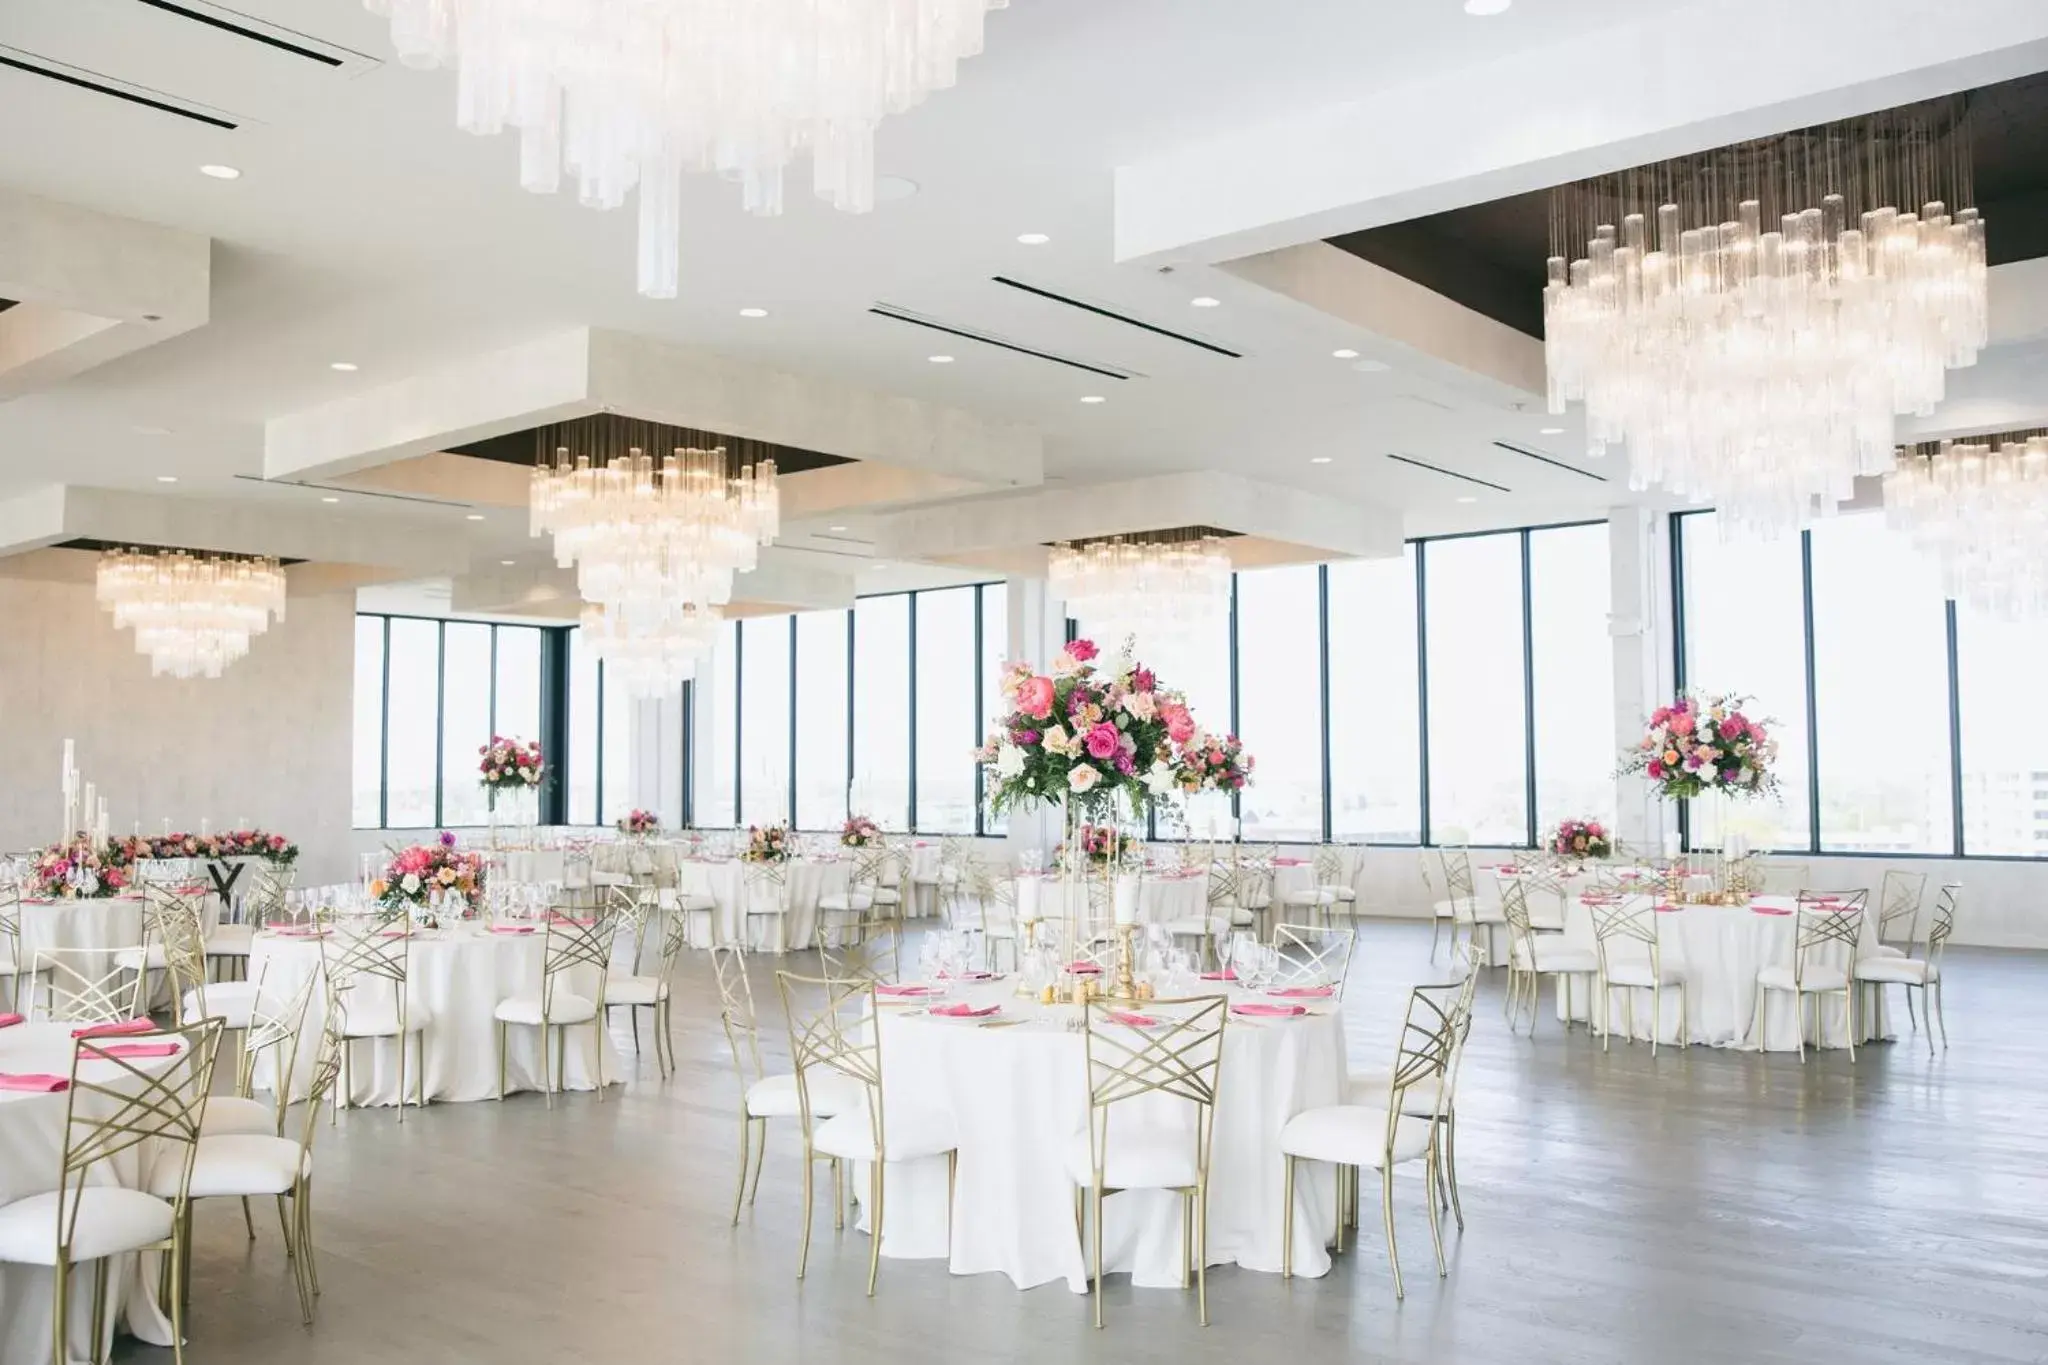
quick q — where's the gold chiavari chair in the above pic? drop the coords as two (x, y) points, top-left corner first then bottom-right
(1435, 848), (1501, 965)
(1274, 854), (1338, 930)
(149, 881), (262, 1035)
(1271, 922), (1358, 998)
(34, 949), (146, 1026)
(818, 917), (903, 986)
(741, 859), (791, 952)
(1856, 882), (1957, 1056)
(975, 861), (1021, 973)
(1756, 859), (1810, 896)
(1591, 899), (1688, 1055)
(1515, 864), (1569, 931)
(1071, 994), (1229, 1327)
(1315, 845), (1360, 919)
(319, 927), (431, 1119)
(1282, 980), (1459, 1299)
(202, 968), (320, 1139)
(0, 1018), (224, 1365)
(1755, 891), (1867, 1061)
(1417, 853), (1458, 964)
(816, 845), (888, 938)
(1871, 869), (1929, 963)
(495, 907), (620, 1106)
(1501, 875), (1597, 1035)
(210, 860), (293, 982)
(0, 868), (26, 1012)
(156, 1020), (343, 1324)
(605, 887), (692, 1078)
(777, 971), (958, 1296)
(868, 840), (908, 919)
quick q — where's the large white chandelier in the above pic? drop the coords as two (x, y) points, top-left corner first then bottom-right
(1048, 531), (1231, 646)
(367, 0), (1007, 298)
(95, 548), (287, 679)
(579, 602), (722, 698)
(1544, 99), (1987, 539)
(1884, 430), (2048, 620)
(530, 426), (779, 630)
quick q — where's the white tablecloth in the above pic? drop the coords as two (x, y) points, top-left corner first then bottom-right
(676, 858), (852, 952)
(1013, 872), (1208, 928)
(859, 979), (1347, 1291)
(18, 897), (146, 961)
(0, 1022), (187, 1364)
(249, 926), (623, 1105)
(1551, 893), (1889, 1050)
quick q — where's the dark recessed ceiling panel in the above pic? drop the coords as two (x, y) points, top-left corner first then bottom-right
(1330, 69), (2048, 339)
(448, 413), (854, 476)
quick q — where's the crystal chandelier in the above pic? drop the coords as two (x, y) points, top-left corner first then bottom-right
(367, 0), (1007, 298)
(1544, 98), (1987, 539)
(1884, 430), (2048, 619)
(579, 602), (722, 698)
(1048, 531), (1231, 647)
(529, 420), (779, 630)
(95, 548), (287, 679)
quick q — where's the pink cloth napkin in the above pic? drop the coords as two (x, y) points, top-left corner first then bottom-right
(1653, 904), (1685, 914)
(1232, 1002), (1307, 1018)
(1754, 907), (1793, 916)
(378, 928), (412, 939)
(936, 970), (995, 982)
(1272, 857), (1307, 866)
(1198, 969), (1237, 982)
(1065, 962), (1103, 976)
(0, 1073), (70, 1093)
(1267, 985), (1334, 999)
(1106, 1011), (1159, 1028)
(548, 917), (595, 928)
(71, 1019), (154, 1040)
(88, 1042), (181, 1060)
(874, 983), (935, 997)
(0, 1014), (23, 1030)
(930, 1002), (1000, 1019)
(489, 925), (538, 935)
(1581, 893), (1622, 905)
(269, 926), (328, 938)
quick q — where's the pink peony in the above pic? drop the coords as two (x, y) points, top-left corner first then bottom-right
(1017, 675), (1056, 719)
(1084, 723), (1120, 760)
(1159, 702), (1195, 744)
(1067, 638), (1098, 662)
(1132, 668), (1155, 693)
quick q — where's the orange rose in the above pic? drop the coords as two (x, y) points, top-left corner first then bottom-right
(369, 878), (388, 898)
(1663, 749), (1680, 765)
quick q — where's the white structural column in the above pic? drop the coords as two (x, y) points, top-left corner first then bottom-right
(1608, 507), (1674, 856)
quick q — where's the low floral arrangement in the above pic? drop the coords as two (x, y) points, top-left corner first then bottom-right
(29, 835), (130, 899)
(840, 815), (882, 848)
(369, 832), (485, 916)
(740, 823), (793, 863)
(122, 829), (298, 865)
(1175, 732), (1254, 794)
(1620, 692), (1779, 801)
(616, 809), (660, 836)
(977, 638), (1248, 819)
(1056, 823), (1140, 868)
(1549, 818), (1613, 860)
(479, 735), (545, 794)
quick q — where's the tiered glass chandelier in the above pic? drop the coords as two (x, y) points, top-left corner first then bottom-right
(95, 548), (287, 679)
(578, 602), (722, 698)
(1048, 530), (1231, 647)
(1544, 98), (1988, 539)
(367, 0), (1007, 298)
(1884, 430), (2048, 619)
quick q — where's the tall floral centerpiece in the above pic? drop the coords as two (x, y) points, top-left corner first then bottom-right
(840, 815), (882, 849)
(1620, 691), (1778, 897)
(479, 735), (545, 845)
(740, 824), (793, 863)
(370, 832), (485, 928)
(29, 836), (132, 899)
(1548, 819), (1613, 862)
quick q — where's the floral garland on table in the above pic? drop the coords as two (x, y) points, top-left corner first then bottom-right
(123, 830), (298, 865)
(1620, 692), (1780, 801)
(740, 823), (793, 863)
(478, 735), (546, 794)
(978, 638), (1246, 820)
(840, 815), (882, 848)
(1055, 823), (1140, 868)
(616, 809), (660, 836)
(370, 832), (485, 919)
(1549, 818), (1613, 860)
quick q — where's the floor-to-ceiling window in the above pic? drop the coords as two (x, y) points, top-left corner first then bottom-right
(1528, 522), (1617, 838)
(737, 616), (793, 827)
(1234, 565), (1324, 842)
(794, 610), (851, 831)
(1423, 533), (1530, 845)
(853, 595), (913, 831)
(914, 587), (978, 834)
(1327, 550), (1422, 842)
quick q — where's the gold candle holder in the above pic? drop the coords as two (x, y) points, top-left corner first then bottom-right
(1109, 921), (1142, 1001)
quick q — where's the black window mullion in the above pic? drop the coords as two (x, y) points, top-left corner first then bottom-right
(1800, 529), (1821, 854)
(1670, 513), (1691, 852)
(1228, 573), (1241, 834)
(378, 615), (392, 830)
(594, 660), (605, 827)
(680, 678), (694, 829)
(487, 624), (499, 740)
(973, 588), (985, 838)
(732, 624), (744, 827)
(845, 608), (856, 825)
(1520, 529), (1537, 849)
(1946, 598), (1965, 857)
(908, 592), (920, 833)
(1318, 563), (1332, 845)
(787, 615), (799, 828)
(1416, 543), (1431, 847)
(432, 620), (446, 829)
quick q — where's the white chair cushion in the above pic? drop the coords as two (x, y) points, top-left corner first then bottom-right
(659, 890), (716, 913)
(1603, 960), (1684, 988)
(816, 892), (875, 914)
(199, 1096), (277, 1137)
(495, 992), (599, 1026)
(604, 973), (668, 1006)
(206, 924), (255, 956)
(0, 1188), (174, 1265)
(1228, 907), (1257, 928)
(1430, 900), (1459, 921)
(1322, 886), (1358, 903)
(1344, 1068), (1448, 1119)
(1278, 889), (1338, 908)
(1757, 964), (1850, 993)
(744, 1071), (862, 1121)
(1511, 941), (1599, 974)
(114, 944), (167, 972)
(1854, 956), (1936, 985)
(0, 946), (17, 975)
(1279, 1106), (1433, 1169)
(1063, 1126), (1200, 1190)
(154, 1133), (307, 1199)
(812, 1103), (956, 1163)
(871, 888), (902, 905)
(336, 1000), (433, 1037)
(1161, 916), (1223, 938)
(984, 923), (1018, 940)
(181, 979), (261, 1030)
(1868, 944), (1907, 960)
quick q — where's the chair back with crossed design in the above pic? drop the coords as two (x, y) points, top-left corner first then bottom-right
(1791, 891), (1867, 988)
(37, 949), (145, 1025)
(1876, 870), (1927, 954)
(1079, 994), (1228, 1188)
(57, 1018), (225, 1259)
(820, 918), (902, 986)
(711, 946), (768, 1096)
(1384, 985), (1459, 1145)
(603, 883), (656, 975)
(1590, 898), (1662, 985)
(318, 927), (417, 1036)
(1498, 874), (1540, 960)
(539, 907), (620, 1022)
(741, 859), (788, 944)
(1435, 848), (1477, 917)
(284, 1021), (346, 1157)
(143, 882), (210, 1023)
(235, 969), (320, 1124)
(0, 868), (22, 1009)
(776, 972), (883, 1153)
(1759, 860), (1809, 895)
(1272, 922), (1356, 996)
(631, 887), (693, 995)
(1313, 844), (1351, 895)
(248, 860), (296, 933)
(1923, 884), (1960, 972)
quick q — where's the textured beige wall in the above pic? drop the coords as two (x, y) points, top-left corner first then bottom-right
(0, 551), (354, 884)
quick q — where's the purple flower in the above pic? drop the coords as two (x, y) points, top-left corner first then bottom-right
(439, 831), (457, 848)
(1115, 753), (1136, 776)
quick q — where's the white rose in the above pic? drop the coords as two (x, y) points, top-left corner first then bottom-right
(995, 743), (1026, 779)
(401, 872), (421, 894)
(1068, 763), (1101, 793)
(1122, 690), (1157, 722)
(1144, 760), (1176, 796)
(1050, 649), (1080, 677)
(1042, 723), (1074, 756)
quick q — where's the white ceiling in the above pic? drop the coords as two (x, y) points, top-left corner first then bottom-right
(0, 0), (2042, 579)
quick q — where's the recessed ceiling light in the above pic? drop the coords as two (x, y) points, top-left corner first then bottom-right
(1079, 395), (1106, 404)
(928, 354), (954, 364)
(501, 559), (515, 566)
(1016, 232), (1050, 245)
(320, 496), (340, 504)
(739, 307), (768, 318)
(1310, 457), (1333, 465)
(1351, 359), (1391, 373)
(1190, 296), (1221, 308)
(871, 562), (888, 570)
(155, 475), (178, 483)
(329, 361), (358, 372)
(1464, 0), (1511, 13)
(875, 175), (919, 202)
(829, 525), (848, 532)
(1539, 426), (1564, 435)
(1332, 348), (1360, 360)
(465, 513), (485, 521)
(198, 164), (241, 180)
(1456, 495), (1479, 503)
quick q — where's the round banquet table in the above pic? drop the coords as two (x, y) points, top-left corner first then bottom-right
(1012, 870), (1208, 928)
(0, 1022), (188, 1365)
(249, 925), (623, 1105)
(1550, 893), (1889, 1050)
(18, 896), (146, 962)
(676, 857), (853, 952)
(856, 978), (1347, 1291)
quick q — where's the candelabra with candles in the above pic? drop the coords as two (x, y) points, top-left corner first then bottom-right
(60, 738), (110, 845)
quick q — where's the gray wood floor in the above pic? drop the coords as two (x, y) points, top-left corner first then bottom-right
(118, 921), (2048, 1365)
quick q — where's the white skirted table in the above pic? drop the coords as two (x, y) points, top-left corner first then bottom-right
(675, 858), (854, 952)
(1012, 871), (1208, 928)
(856, 978), (1348, 1290)
(0, 1022), (189, 1364)
(249, 926), (623, 1104)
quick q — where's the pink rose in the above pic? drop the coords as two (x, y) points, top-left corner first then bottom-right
(1159, 702), (1195, 745)
(1017, 675), (1055, 719)
(1084, 723), (1120, 761)
(1132, 668), (1155, 693)
(1067, 638), (1098, 662)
